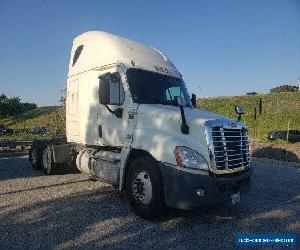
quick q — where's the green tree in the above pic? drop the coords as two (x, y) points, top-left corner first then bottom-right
(0, 94), (37, 118)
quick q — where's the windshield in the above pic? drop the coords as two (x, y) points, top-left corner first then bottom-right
(126, 68), (192, 107)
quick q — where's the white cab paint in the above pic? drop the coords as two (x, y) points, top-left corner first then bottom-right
(66, 31), (238, 190)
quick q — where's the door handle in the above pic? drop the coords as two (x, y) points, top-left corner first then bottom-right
(98, 125), (102, 138)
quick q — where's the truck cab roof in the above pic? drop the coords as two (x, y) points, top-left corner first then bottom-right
(68, 31), (181, 79)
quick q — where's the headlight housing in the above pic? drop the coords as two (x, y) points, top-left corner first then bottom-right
(174, 146), (209, 170)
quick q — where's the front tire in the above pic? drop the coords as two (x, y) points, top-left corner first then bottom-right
(42, 147), (57, 175)
(126, 156), (166, 219)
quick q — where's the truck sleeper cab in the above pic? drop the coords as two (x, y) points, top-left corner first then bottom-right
(29, 31), (252, 219)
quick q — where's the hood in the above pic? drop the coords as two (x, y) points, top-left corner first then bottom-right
(137, 104), (237, 127)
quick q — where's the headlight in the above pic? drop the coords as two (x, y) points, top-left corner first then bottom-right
(174, 146), (209, 170)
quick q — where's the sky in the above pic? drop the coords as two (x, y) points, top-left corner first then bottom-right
(0, 0), (299, 106)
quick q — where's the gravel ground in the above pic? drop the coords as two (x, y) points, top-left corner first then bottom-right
(0, 155), (299, 249)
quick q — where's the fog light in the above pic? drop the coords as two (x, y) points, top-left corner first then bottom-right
(196, 188), (205, 197)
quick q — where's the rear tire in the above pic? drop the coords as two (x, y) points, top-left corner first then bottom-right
(126, 156), (166, 219)
(29, 148), (42, 169)
(42, 147), (57, 175)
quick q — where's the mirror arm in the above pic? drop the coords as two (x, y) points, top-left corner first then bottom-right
(104, 104), (114, 114)
(179, 106), (189, 134)
(237, 114), (241, 121)
(104, 105), (123, 119)
(114, 107), (123, 118)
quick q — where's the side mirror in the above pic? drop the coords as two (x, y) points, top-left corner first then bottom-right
(99, 76), (110, 105)
(175, 96), (186, 107)
(235, 105), (245, 121)
(98, 73), (124, 119)
(235, 106), (245, 115)
(191, 93), (197, 108)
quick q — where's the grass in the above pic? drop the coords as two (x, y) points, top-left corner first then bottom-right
(0, 106), (58, 128)
(197, 92), (300, 143)
(0, 106), (63, 141)
(1, 92), (299, 145)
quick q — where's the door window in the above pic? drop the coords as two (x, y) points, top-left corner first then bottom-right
(99, 73), (125, 106)
(110, 81), (125, 105)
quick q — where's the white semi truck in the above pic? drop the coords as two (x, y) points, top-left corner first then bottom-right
(29, 31), (252, 218)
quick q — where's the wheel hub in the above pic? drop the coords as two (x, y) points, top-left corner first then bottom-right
(132, 171), (152, 205)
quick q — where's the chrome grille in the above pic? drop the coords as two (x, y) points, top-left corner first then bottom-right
(211, 126), (250, 170)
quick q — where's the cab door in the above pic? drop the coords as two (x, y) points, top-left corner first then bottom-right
(97, 72), (125, 146)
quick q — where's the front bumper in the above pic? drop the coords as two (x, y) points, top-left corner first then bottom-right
(159, 163), (253, 210)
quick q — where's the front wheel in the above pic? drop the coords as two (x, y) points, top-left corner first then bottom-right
(126, 156), (166, 219)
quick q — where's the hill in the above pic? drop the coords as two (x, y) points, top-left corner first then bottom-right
(0, 106), (65, 140)
(1, 92), (299, 143)
(197, 92), (300, 142)
(1, 106), (58, 128)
